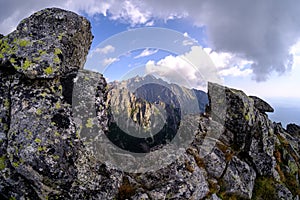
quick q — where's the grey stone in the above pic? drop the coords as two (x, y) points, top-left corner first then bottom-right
(0, 8), (93, 79)
(249, 95), (274, 113)
(222, 156), (256, 199)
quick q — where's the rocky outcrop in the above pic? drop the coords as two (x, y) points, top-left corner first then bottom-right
(249, 96), (274, 113)
(0, 8), (96, 199)
(287, 123), (300, 137)
(0, 7), (299, 200)
(0, 8), (92, 79)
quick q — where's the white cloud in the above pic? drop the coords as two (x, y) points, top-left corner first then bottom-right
(2, 0), (300, 83)
(181, 32), (198, 46)
(204, 48), (252, 66)
(203, 48), (253, 77)
(109, 0), (151, 25)
(145, 20), (154, 26)
(219, 66), (253, 77)
(182, 39), (196, 46)
(289, 40), (300, 70)
(134, 48), (158, 59)
(145, 46), (221, 90)
(65, 0), (111, 16)
(103, 57), (119, 66)
(94, 45), (115, 54)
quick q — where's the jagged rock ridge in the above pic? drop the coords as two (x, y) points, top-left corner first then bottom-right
(0, 8), (299, 200)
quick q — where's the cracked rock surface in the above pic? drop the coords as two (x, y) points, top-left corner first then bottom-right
(0, 7), (299, 200)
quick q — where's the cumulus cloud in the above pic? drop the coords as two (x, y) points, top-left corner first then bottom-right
(145, 46), (221, 90)
(103, 57), (119, 66)
(94, 45), (115, 54)
(1, 0), (300, 81)
(131, 0), (300, 81)
(204, 48), (253, 77)
(134, 48), (158, 59)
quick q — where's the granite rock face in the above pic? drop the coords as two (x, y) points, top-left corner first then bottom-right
(0, 8), (300, 200)
(0, 7), (93, 79)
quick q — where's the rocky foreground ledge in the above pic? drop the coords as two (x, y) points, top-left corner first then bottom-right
(0, 8), (299, 200)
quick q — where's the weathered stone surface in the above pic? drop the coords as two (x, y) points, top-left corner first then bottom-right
(130, 153), (209, 200)
(249, 95), (274, 113)
(208, 82), (256, 151)
(0, 7), (95, 199)
(6, 77), (80, 198)
(221, 156), (256, 199)
(0, 8), (93, 79)
(249, 113), (277, 176)
(203, 147), (226, 179)
(276, 183), (294, 200)
(0, 8), (300, 200)
(287, 123), (300, 138)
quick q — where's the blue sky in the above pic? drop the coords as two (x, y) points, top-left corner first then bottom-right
(0, 0), (299, 126)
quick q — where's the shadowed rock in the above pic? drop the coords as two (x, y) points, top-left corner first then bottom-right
(249, 96), (274, 113)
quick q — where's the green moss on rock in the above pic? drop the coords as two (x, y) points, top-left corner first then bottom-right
(252, 177), (276, 199)
(0, 156), (6, 170)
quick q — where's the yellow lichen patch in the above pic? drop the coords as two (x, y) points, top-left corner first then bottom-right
(34, 138), (42, 143)
(57, 33), (64, 40)
(0, 156), (6, 170)
(44, 66), (54, 75)
(9, 58), (16, 64)
(38, 49), (47, 56)
(24, 129), (33, 138)
(23, 59), (31, 70)
(54, 48), (62, 55)
(55, 101), (61, 109)
(85, 118), (93, 128)
(40, 92), (48, 98)
(53, 56), (60, 64)
(3, 98), (10, 108)
(37, 146), (47, 152)
(12, 162), (19, 168)
(36, 108), (42, 115)
(19, 39), (31, 47)
(33, 56), (41, 61)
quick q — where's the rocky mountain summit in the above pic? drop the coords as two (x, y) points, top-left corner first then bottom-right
(0, 8), (299, 200)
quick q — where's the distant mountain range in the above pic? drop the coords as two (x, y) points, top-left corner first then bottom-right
(106, 75), (209, 152)
(110, 74), (208, 113)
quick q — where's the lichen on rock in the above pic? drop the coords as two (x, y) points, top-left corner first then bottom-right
(0, 7), (93, 79)
(0, 7), (299, 200)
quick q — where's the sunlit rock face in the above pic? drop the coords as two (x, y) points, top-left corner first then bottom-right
(0, 8), (299, 200)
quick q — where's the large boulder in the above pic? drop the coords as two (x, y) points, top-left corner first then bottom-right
(0, 8), (93, 79)
(0, 8), (96, 199)
(249, 95), (274, 113)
